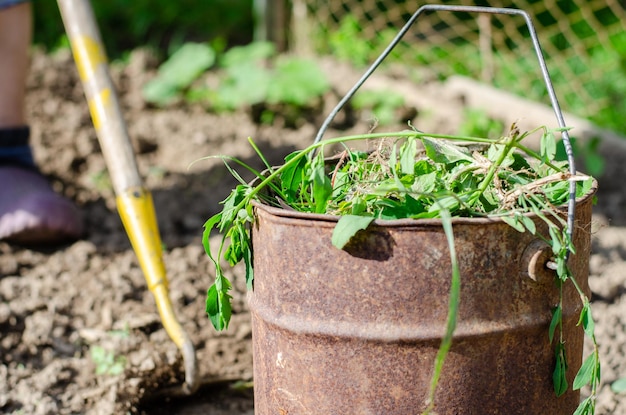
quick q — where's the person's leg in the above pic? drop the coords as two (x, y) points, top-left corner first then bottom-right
(0, 1), (84, 245)
(0, 1), (29, 127)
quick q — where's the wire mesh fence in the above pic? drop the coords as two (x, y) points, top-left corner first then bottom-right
(284, 0), (626, 133)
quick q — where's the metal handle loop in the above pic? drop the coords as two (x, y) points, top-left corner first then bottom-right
(314, 4), (577, 243)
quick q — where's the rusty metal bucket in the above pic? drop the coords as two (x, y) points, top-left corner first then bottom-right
(248, 4), (595, 414)
(249, 180), (596, 414)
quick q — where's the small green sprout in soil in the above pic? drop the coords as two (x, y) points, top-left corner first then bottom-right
(201, 124), (599, 415)
(90, 345), (126, 376)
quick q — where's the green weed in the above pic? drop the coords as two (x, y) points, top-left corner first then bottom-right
(201, 124), (599, 414)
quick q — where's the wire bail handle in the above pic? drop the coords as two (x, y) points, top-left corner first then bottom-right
(314, 4), (577, 243)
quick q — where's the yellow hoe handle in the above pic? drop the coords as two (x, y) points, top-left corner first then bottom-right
(57, 0), (198, 394)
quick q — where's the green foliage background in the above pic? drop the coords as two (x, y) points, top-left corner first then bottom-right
(32, 0), (253, 57)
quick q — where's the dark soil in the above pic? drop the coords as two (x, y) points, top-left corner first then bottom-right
(1, 48), (626, 414)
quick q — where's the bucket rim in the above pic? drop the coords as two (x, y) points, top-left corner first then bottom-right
(251, 177), (597, 227)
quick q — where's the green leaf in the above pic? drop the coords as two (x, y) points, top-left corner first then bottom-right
(411, 171), (437, 194)
(611, 377), (626, 394)
(244, 238), (254, 290)
(553, 343), (569, 397)
(573, 353), (596, 390)
(428, 196), (460, 215)
(206, 276), (233, 331)
(224, 221), (249, 266)
(219, 185), (248, 232)
(422, 137), (472, 164)
(280, 151), (307, 196)
(555, 135), (578, 162)
(220, 41), (275, 69)
(374, 176), (408, 195)
(414, 159), (435, 175)
(106, 358), (126, 376)
(573, 397), (592, 415)
(379, 202), (411, 220)
(541, 131), (557, 161)
(544, 180), (570, 205)
(331, 171), (350, 199)
(224, 230), (242, 266)
(331, 215), (375, 249)
(577, 302), (595, 339)
(143, 43), (216, 105)
(388, 144), (404, 191)
(267, 57), (330, 106)
(501, 214), (525, 233)
(549, 304), (562, 344)
(549, 226), (563, 254)
(311, 155), (332, 213)
(556, 256), (568, 281)
(399, 138), (417, 175)
(206, 284), (222, 330)
(576, 176), (594, 198)
(202, 213), (223, 260)
(404, 194), (425, 216)
(142, 81), (180, 107)
(158, 43), (216, 87)
(350, 195), (367, 216)
(214, 65), (272, 110)
(519, 215), (536, 235)
(425, 208), (461, 410)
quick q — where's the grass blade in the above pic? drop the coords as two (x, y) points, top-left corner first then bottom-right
(423, 208), (460, 413)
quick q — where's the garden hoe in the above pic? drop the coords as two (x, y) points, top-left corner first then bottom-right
(56, 0), (199, 395)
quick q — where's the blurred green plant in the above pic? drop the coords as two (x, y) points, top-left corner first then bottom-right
(352, 89), (406, 126)
(142, 42), (216, 106)
(612, 377), (626, 394)
(555, 136), (605, 178)
(198, 41), (276, 110)
(209, 42), (330, 113)
(145, 42), (331, 123)
(458, 109), (505, 139)
(267, 57), (330, 106)
(326, 15), (402, 68)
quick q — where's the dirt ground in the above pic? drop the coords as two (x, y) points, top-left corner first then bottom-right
(1, 48), (626, 414)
